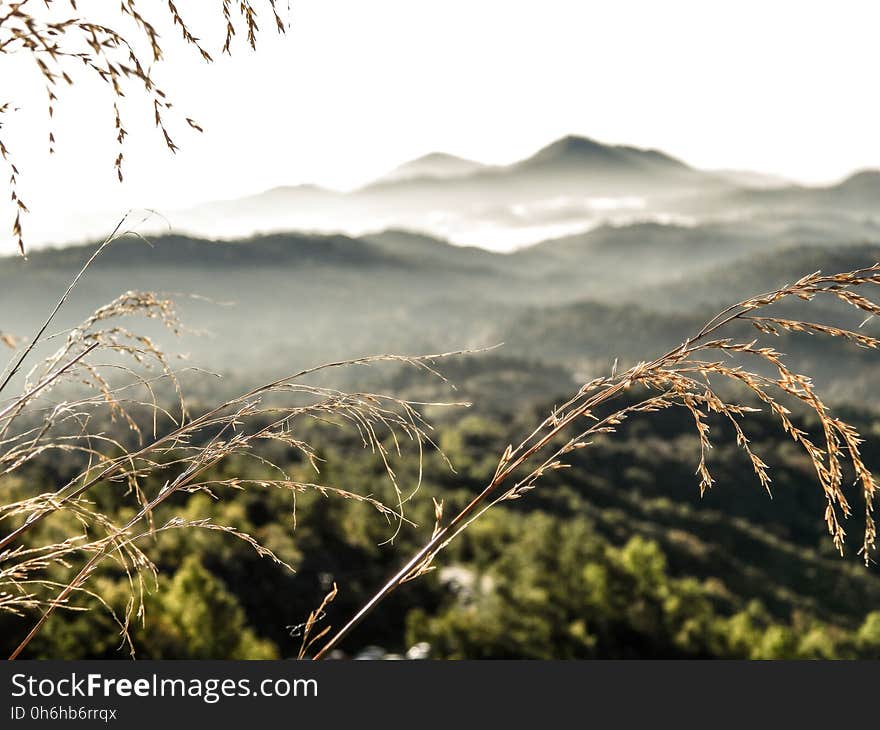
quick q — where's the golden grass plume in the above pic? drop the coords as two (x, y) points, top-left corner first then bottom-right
(311, 262), (880, 658)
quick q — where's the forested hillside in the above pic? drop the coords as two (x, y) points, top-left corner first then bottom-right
(5, 225), (880, 658)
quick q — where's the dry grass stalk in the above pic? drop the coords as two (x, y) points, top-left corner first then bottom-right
(0, 1), (287, 254)
(0, 223), (468, 659)
(296, 582), (338, 660)
(311, 262), (880, 659)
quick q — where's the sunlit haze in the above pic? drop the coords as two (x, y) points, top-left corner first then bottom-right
(2, 0), (879, 248)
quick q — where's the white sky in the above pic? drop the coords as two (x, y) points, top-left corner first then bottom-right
(2, 0), (879, 238)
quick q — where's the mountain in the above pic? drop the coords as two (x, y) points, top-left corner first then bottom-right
(514, 214), (880, 276)
(370, 135), (716, 197)
(0, 231), (529, 378)
(512, 135), (691, 176)
(9, 231), (397, 271)
(498, 298), (699, 364)
(5, 226), (880, 399)
(516, 221), (757, 266)
(378, 152), (486, 183)
(362, 229), (503, 272)
(22, 134), (880, 254)
(160, 184), (344, 240)
(145, 135), (731, 251)
(462, 135), (719, 201)
(508, 216), (867, 294)
(724, 169), (880, 213)
(646, 242), (880, 313)
(830, 170), (880, 202)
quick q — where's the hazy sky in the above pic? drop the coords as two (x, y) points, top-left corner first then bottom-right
(3, 0), (879, 235)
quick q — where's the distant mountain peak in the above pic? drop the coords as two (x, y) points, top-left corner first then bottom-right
(380, 152), (485, 183)
(526, 135), (610, 163)
(518, 134), (690, 173)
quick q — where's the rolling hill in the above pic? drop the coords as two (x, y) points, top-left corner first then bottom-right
(5, 225), (880, 403)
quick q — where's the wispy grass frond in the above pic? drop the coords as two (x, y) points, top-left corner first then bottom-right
(312, 261), (880, 658)
(0, 228), (468, 659)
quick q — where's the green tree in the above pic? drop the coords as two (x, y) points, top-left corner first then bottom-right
(141, 556), (278, 660)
